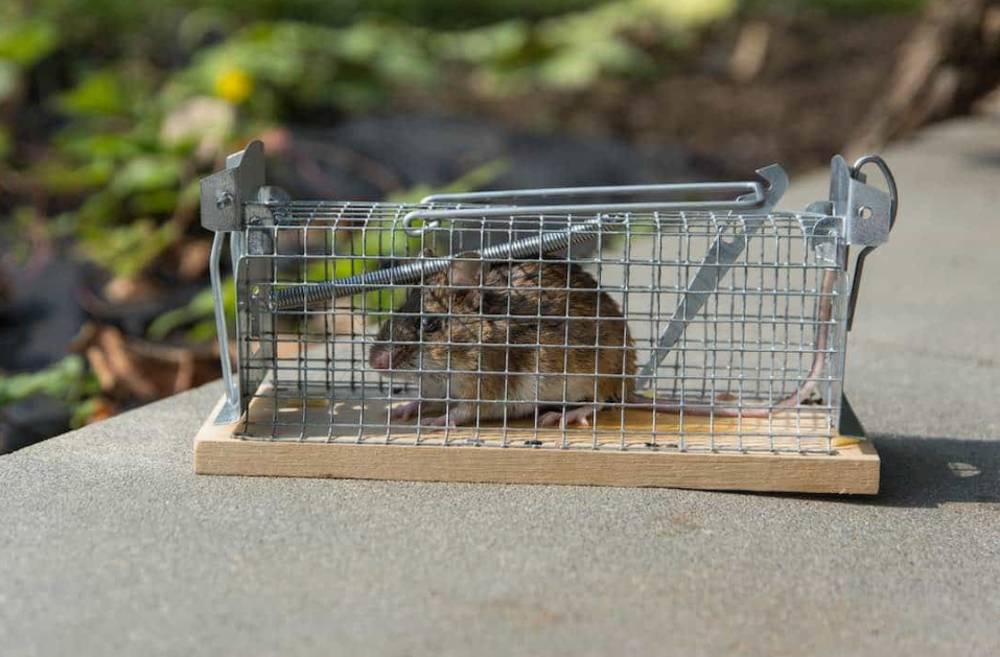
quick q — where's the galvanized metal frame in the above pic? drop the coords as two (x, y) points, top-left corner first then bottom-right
(200, 142), (895, 449)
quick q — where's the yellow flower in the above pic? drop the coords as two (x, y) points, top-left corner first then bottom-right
(213, 68), (254, 104)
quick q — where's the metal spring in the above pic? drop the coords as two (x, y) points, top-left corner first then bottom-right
(269, 215), (620, 310)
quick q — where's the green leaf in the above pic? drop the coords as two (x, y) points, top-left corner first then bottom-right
(111, 155), (181, 195)
(178, 179), (202, 206)
(363, 286), (410, 316)
(147, 278), (235, 342)
(349, 221), (418, 258)
(76, 218), (180, 279)
(70, 397), (101, 429)
(0, 355), (99, 407)
(130, 188), (180, 215)
(72, 190), (120, 230)
(57, 70), (127, 117)
(29, 159), (114, 194)
(0, 20), (58, 66)
(0, 60), (18, 104)
(303, 255), (378, 284)
(54, 130), (142, 161)
(388, 158), (508, 203)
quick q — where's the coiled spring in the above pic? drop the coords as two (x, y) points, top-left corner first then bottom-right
(268, 215), (622, 310)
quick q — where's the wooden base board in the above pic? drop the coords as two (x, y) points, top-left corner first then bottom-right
(194, 396), (879, 494)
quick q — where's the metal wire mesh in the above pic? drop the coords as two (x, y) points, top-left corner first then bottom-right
(232, 200), (848, 453)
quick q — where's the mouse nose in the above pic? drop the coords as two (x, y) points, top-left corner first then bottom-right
(370, 348), (391, 371)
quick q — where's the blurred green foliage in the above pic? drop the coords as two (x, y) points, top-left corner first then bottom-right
(386, 159), (508, 204)
(147, 276), (236, 342)
(0, 355), (101, 426)
(754, 0), (925, 12)
(0, 0), (928, 427)
(1, 0), (926, 337)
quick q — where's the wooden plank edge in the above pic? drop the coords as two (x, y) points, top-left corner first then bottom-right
(194, 397), (880, 495)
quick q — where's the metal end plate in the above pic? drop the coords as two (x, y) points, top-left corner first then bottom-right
(200, 140), (266, 232)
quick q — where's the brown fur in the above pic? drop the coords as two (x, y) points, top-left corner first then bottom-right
(369, 258), (636, 424)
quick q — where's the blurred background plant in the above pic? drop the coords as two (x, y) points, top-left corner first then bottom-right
(3, 0), (998, 451)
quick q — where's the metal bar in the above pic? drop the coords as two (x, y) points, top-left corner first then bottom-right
(637, 219), (766, 388)
(209, 233), (240, 424)
(421, 181), (763, 204)
(402, 200), (757, 237)
(406, 168), (788, 236)
(637, 165), (789, 385)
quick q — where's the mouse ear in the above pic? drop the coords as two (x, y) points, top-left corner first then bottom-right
(448, 253), (486, 307)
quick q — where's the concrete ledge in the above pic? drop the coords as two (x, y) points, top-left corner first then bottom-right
(2, 116), (999, 656)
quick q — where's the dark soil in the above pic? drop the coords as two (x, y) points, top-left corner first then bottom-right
(400, 11), (918, 177)
(270, 116), (730, 199)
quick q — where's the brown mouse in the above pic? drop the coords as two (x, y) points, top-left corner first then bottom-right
(369, 255), (838, 426)
(369, 254), (636, 428)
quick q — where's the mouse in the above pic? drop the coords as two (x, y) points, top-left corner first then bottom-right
(368, 254), (637, 428)
(368, 255), (837, 427)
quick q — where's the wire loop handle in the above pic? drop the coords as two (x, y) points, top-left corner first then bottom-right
(851, 154), (898, 229)
(402, 180), (771, 237)
(846, 154), (899, 330)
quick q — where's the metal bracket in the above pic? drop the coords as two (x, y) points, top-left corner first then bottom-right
(838, 393), (866, 438)
(803, 201), (841, 266)
(829, 154), (895, 247)
(827, 154), (899, 330)
(200, 140), (266, 232)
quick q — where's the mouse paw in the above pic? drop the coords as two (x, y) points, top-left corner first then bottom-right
(390, 400), (421, 421)
(540, 406), (596, 429)
(419, 414), (454, 429)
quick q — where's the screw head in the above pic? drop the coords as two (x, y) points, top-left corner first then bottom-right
(216, 191), (234, 209)
(859, 206), (873, 219)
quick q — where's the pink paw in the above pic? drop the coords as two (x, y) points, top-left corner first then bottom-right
(390, 400), (421, 421)
(540, 406), (596, 429)
(420, 414), (454, 428)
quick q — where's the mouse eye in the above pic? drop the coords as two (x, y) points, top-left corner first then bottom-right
(420, 316), (441, 335)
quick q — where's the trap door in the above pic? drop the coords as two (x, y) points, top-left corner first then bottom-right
(627, 210), (849, 447)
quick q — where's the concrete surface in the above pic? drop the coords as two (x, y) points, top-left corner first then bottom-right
(2, 116), (999, 657)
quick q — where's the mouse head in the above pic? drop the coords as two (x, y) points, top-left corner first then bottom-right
(369, 253), (491, 373)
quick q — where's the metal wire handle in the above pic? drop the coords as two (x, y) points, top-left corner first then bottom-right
(209, 232), (241, 423)
(847, 154), (899, 330)
(421, 180), (765, 204)
(268, 214), (623, 310)
(402, 179), (776, 237)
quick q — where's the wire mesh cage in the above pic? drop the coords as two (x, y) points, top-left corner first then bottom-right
(200, 142), (896, 459)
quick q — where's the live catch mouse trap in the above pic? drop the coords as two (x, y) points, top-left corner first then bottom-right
(193, 140), (896, 494)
